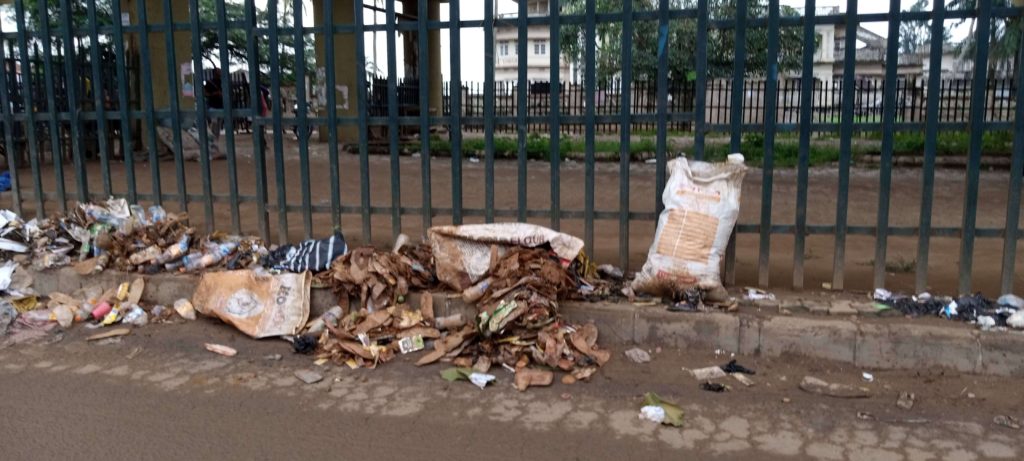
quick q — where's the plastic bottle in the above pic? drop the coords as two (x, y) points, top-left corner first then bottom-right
(128, 245), (163, 265)
(305, 305), (344, 336)
(156, 234), (191, 264)
(182, 241), (238, 272)
(461, 277), (493, 303)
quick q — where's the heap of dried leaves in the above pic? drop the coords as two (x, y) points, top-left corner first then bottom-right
(312, 246), (611, 390)
(321, 246), (435, 312)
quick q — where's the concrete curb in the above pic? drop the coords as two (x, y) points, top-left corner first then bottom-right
(28, 267), (1024, 377)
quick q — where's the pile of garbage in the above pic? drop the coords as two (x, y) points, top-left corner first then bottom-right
(317, 241), (435, 312)
(0, 198), (268, 275)
(872, 289), (1024, 330)
(300, 224), (612, 390)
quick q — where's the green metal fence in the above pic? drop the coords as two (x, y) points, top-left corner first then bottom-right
(0, 0), (1022, 296)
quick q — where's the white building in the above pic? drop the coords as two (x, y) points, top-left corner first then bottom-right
(494, 0), (572, 82)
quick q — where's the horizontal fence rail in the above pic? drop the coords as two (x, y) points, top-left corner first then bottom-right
(0, 0), (1022, 296)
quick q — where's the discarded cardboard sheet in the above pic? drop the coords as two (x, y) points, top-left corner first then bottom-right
(428, 223), (585, 291)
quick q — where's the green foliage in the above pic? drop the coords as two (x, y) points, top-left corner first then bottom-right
(558, 0), (807, 84)
(12, 0), (314, 86)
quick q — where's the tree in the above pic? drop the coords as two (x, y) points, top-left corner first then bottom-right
(10, 0), (314, 85)
(947, 0), (1023, 77)
(558, 0), (806, 84)
(900, 0), (953, 57)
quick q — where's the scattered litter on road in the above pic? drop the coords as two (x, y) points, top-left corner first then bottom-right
(1007, 311), (1024, 329)
(689, 366), (728, 381)
(701, 382), (729, 393)
(799, 376), (870, 398)
(86, 328), (130, 341)
(205, 343), (238, 357)
(862, 372), (874, 383)
(896, 392), (916, 410)
(624, 347), (651, 364)
(294, 369), (324, 385)
(0, 300), (16, 334)
(744, 287), (776, 301)
(857, 411), (876, 421)
(639, 405), (666, 424)
(264, 354), (283, 361)
(721, 359), (755, 375)
(514, 368), (554, 391)
(596, 264), (624, 281)
(174, 299), (196, 321)
(993, 415), (1021, 430)
(732, 374), (756, 387)
(438, 367), (495, 389)
(997, 294), (1024, 310)
(640, 392), (684, 427)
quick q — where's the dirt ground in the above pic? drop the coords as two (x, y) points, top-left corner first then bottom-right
(1, 317), (1022, 460)
(4, 133), (1022, 295)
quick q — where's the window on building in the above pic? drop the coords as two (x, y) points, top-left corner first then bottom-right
(534, 40), (547, 55)
(499, 41), (509, 56)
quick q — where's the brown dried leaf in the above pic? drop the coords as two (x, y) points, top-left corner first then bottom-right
(420, 292), (434, 323)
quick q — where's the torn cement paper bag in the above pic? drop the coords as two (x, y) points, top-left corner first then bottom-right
(633, 155), (747, 298)
(192, 270), (311, 338)
(429, 223), (585, 291)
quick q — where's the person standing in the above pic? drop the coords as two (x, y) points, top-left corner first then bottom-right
(203, 68), (225, 157)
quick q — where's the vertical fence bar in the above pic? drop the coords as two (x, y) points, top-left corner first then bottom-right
(85, 0), (111, 198)
(417, 0), (432, 231)
(354, 0), (371, 242)
(618, 0), (633, 271)
(729, 0), (747, 153)
(959, 0), (992, 294)
(384, 0), (400, 239)
(325, 0), (341, 231)
(694, 0), (709, 160)
(14, 1), (43, 216)
(484, 0), (495, 223)
(793, 0), (815, 290)
(832, 0), (858, 291)
(136, 0), (160, 207)
(160, 0), (188, 214)
(291, 0), (312, 239)
(109, 0), (135, 204)
(548, 0), (560, 230)
(268, 0), (289, 243)
(245, 0), (270, 241)
(216, 0), (240, 233)
(58, 0), (87, 203)
(0, 22), (21, 215)
(450, 0), (463, 225)
(724, 0), (748, 286)
(517, 0), (528, 223)
(872, 0), (901, 289)
(758, 0), (780, 288)
(1001, 25), (1024, 294)
(187, 0), (214, 231)
(38, 1), (66, 212)
(584, 0), (596, 253)
(655, 0), (669, 215)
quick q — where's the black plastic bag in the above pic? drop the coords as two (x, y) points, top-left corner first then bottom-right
(264, 232), (347, 273)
